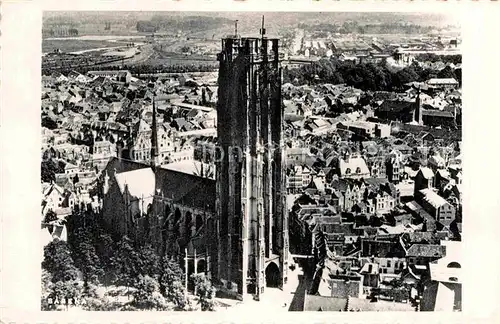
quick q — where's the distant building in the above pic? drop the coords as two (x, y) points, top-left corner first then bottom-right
(313, 259), (364, 299)
(405, 243), (446, 267)
(386, 150), (405, 184)
(417, 188), (456, 226)
(422, 109), (456, 129)
(393, 48), (415, 66)
(92, 140), (116, 171)
(338, 152), (370, 179)
(129, 118), (175, 164)
(426, 78), (459, 90)
(287, 165), (315, 193)
(88, 70), (132, 83)
(414, 167), (435, 196)
(376, 100), (415, 123)
(337, 121), (390, 139)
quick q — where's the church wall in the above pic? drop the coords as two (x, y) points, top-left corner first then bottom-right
(102, 180), (128, 239)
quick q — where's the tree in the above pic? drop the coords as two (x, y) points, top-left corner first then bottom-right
(41, 269), (55, 311)
(42, 117), (58, 130)
(43, 210), (58, 224)
(159, 257), (187, 310)
(42, 239), (80, 283)
(137, 245), (161, 279)
(387, 287), (409, 302)
(94, 233), (115, 274)
(191, 273), (215, 311)
(109, 236), (141, 287)
(130, 275), (169, 310)
(41, 159), (59, 183)
(71, 236), (104, 285)
(52, 280), (82, 308)
(81, 297), (120, 311)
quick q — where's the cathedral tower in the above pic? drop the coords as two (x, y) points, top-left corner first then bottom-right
(211, 22), (289, 300)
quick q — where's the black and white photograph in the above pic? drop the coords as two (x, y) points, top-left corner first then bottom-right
(36, 10), (466, 312)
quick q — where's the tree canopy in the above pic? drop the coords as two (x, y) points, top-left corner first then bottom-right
(130, 275), (169, 311)
(42, 239), (80, 283)
(52, 206), (192, 310)
(191, 273), (215, 311)
(159, 256), (187, 310)
(41, 159), (65, 183)
(283, 58), (460, 91)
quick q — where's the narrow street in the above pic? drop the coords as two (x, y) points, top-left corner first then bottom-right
(288, 274), (310, 311)
(288, 259), (313, 311)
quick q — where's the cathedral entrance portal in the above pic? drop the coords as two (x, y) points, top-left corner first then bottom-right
(265, 262), (281, 288)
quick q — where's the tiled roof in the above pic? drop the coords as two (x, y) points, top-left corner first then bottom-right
(427, 78), (458, 85)
(406, 244), (445, 258)
(420, 189), (449, 208)
(115, 168), (156, 199)
(419, 167), (434, 179)
(423, 109), (454, 118)
(105, 157), (216, 212)
(378, 100), (414, 113)
(304, 295), (413, 312)
(402, 232), (439, 245)
(360, 262), (379, 275)
(339, 156), (369, 177)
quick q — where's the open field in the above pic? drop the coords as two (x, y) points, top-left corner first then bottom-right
(43, 39), (130, 54)
(44, 35), (145, 41)
(145, 50), (217, 66)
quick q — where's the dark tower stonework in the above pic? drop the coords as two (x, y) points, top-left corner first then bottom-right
(211, 35), (289, 300)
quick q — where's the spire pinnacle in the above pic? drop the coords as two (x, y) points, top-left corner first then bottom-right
(151, 95), (160, 167)
(260, 15), (266, 38)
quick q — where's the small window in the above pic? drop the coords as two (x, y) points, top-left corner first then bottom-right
(346, 168), (351, 174)
(447, 262), (461, 269)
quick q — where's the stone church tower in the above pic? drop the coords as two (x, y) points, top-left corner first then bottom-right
(211, 28), (289, 300)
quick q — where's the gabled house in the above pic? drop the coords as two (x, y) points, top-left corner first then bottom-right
(385, 149), (405, 184)
(417, 189), (456, 226)
(414, 167), (435, 196)
(338, 152), (370, 179)
(404, 244), (446, 267)
(287, 165), (316, 193)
